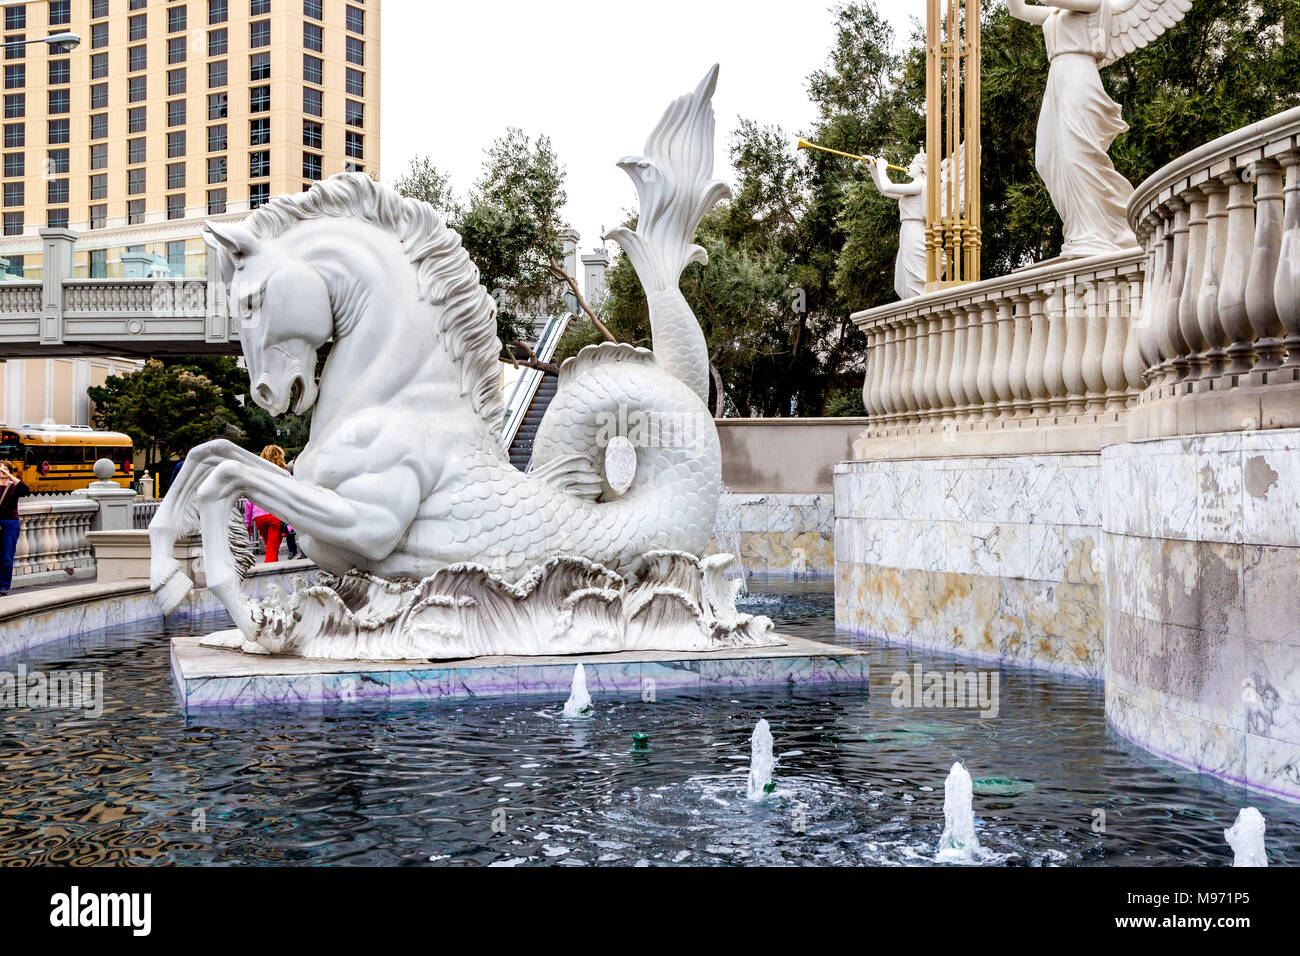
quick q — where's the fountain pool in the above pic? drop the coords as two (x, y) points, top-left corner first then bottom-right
(0, 577), (1296, 866)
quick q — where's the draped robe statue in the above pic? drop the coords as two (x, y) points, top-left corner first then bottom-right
(868, 151), (927, 300)
(1009, 0), (1193, 258)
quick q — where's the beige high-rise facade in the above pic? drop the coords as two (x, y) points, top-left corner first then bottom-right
(0, 0), (380, 279)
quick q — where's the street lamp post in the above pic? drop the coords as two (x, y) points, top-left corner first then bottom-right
(3, 32), (81, 55)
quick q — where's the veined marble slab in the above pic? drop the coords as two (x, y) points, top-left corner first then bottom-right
(171, 632), (868, 711)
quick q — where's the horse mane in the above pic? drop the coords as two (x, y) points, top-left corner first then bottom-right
(241, 173), (503, 426)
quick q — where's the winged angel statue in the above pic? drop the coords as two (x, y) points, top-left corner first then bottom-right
(1009, 0), (1194, 258)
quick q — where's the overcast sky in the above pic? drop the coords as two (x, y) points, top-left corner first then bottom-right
(379, 0), (919, 255)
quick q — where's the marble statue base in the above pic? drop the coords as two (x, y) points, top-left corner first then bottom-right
(170, 632), (868, 712)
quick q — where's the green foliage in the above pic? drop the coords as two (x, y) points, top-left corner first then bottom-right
(87, 359), (238, 472)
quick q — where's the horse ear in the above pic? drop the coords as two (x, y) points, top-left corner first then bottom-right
(203, 221), (260, 263)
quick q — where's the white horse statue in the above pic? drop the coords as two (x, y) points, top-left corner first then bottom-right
(149, 66), (776, 659)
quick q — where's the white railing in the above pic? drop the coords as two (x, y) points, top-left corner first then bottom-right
(132, 499), (161, 530)
(851, 250), (1145, 450)
(1128, 106), (1300, 419)
(12, 497), (98, 588)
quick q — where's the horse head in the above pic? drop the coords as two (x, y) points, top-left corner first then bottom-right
(205, 220), (330, 417)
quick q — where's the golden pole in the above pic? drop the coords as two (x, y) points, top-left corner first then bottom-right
(926, 0), (941, 288)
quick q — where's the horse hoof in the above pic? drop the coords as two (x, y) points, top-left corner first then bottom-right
(153, 568), (193, 614)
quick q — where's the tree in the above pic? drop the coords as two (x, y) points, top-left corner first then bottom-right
(87, 359), (239, 473)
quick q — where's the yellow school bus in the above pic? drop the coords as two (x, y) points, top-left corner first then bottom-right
(0, 425), (134, 493)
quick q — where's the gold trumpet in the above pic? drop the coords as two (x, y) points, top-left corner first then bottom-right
(796, 138), (908, 174)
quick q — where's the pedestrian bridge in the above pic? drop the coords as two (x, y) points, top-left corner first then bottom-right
(0, 229), (237, 358)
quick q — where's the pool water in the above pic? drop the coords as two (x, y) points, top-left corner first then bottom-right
(1, 578), (1297, 866)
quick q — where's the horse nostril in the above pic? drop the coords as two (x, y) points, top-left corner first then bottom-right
(255, 382), (274, 405)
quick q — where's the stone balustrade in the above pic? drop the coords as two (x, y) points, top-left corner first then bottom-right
(850, 250), (1146, 458)
(1128, 105), (1300, 438)
(12, 497), (98, 588)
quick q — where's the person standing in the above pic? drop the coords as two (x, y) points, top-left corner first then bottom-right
(245, 445), (290, 563)
(0, 462), (30, 595)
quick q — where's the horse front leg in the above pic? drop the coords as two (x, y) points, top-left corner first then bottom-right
(149, 440), (287, 612)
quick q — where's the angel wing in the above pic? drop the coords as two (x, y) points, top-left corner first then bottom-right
(1100, 0), (1195, 67)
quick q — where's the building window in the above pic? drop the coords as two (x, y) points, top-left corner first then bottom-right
(345, 99), (363, 128)
(345, 130), (363, 159)
(90, 52), (107, 78)
(346, 68), (364, 97)
(46, 118), (68, 143)
(3, 35), (24, 63)
(249, 149), (269, 178)
(208, 91), (227, 119)
(303, 21), (322, 52)
(89, 246), (106, 273)
(303, 54), (322, 85)
(46, 88), (68, 115)
(302, 151), (321, 180)
(167, 161), (185, 188)
(4, 6), (24, 30)
(207, 188), (226, 214)
(304, 0), (322, 20)
(49, 1), (71, 26)
(250, 85), (269, 112)
(346, 5), (364, 33)
(46, 208), (68, 229)
(46, 178), (68, 204)
(2, 122), (21, 147)
(128, 44), (147, 72)
(128, 76), (147, 102)
(127, 167), (146, 194)
(2, 92), (19, 117)
(1, 151), (18, 176)
(167, 130), (186, 157)
(208, 0), (227, 23)
(167, 193), (184, 220)
(2, 180), (21, 205)
(168, 35), (186, 63)
(89, 172), (106, 199)
(168, 99), (186, 126)
(89, 142), (106, 169)
(208, 59), (226, 88)
(47, 147), (67, 173)
(168, 68), (186, 95)
(166, 239), (186, 271)
(129, 13), (147, 41)
(208, 28), (226, 56)
(128, 106), (146, 133)
(168, 4), (186, 33)
(207, 123), (226, 152)
(91, 0), (109, 18)
(48, 58), (70, 85)
(90, 21), (107, 48)
(302, 119), (321, 148)
(303, 86), (321, 116)
(127, 198), (145, 224)
(249, 116), (269, 145)
(250, 19), (269, 48)
(89, 83), (107, 109)
(207, 154), (226, 184)
(251, 0), (270, 14)
(2, 211), (21, 236)
(250, 181), (269, 207)
(3, 64), (23, 89)
(345, 36), (364, 66)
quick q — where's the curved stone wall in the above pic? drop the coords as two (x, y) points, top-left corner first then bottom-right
(1103, 430), (1300, 801)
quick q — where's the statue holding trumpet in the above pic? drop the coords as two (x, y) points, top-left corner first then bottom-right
(799, 139), (928, 300)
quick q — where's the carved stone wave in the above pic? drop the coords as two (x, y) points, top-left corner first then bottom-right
(199, 551), (778, 660)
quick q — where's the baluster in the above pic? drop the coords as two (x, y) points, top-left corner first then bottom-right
(975, 303), (997, 422)
(887, 321), (907, 428)
(960, 305), (982, 422)
(1043, 286), (1068, 417)
(1196, 179), (1230, 379)
(992, 299), (1016, 420)
(921, 316), (944, 423)
(1120, 268), (1145, 402)
(1159, 198), (1192, 385)
(1080, 279), (1107, 413)
(1010, 294), (1034, 419)
(1180, 188), (1211, 380)
(862, 328), (881, 419)
(947, 308), (968, 425)
(935, 310), (955, 421)
(1063, 281), (1090, 415)
(1137, 215), (1167, 378)
(1276, 151), (1300, 371)
(1246, 159), (1286, 375)
(900, 317), (919, 424)
(1220, 169), (1257, 376)
(1025, 291), (1050, 418)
